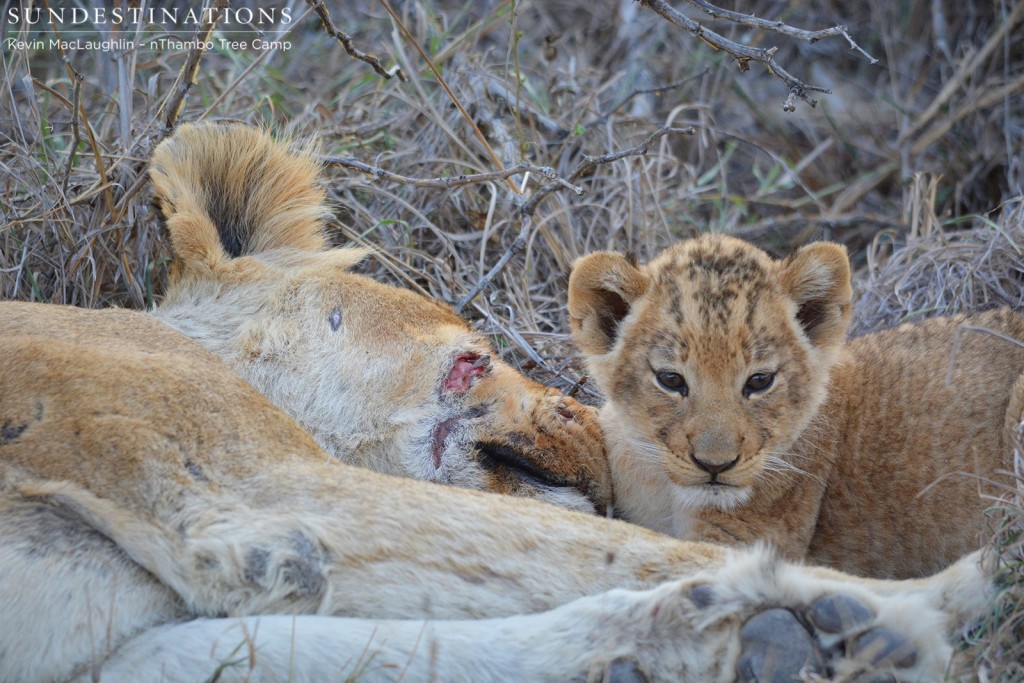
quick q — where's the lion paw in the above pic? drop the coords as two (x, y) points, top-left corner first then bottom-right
(659, 548), (964, 682)
(738, 594), (922, 682)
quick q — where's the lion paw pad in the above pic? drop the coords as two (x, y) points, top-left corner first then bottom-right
(738, 594), (920, 682)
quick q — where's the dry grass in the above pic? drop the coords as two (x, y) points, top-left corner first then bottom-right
(2, 0), (1023, 678)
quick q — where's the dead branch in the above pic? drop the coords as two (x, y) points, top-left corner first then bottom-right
(521, 126), (695, 216)
(60, 68), (83, 197)
(161, 0), (227, 132)
(455, 214), (533, 313)
(595, 74), (706, 123)
(306, 0), (406, 81)
(685, 0), (877, 62)
(454, 126), (695, 313)
(639, 0), (877, 110)
(379, 0), (516, 192)
(322, 157), (584, 195)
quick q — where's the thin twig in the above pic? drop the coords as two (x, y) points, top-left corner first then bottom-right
(455, 211), (532, 313)
(160, 0), (227, 132)
(684, 0), (877, 63)
(39, 0), (118, 222)
(60, 68), (84, 197)
(322, 157), (584, 194)
(639, 0), (869, 110)
(306, 0), (406, 81)
(595, 74), (705, 123)
(566, 375), (588, 398)
(522, 126), (695, 216)
(455, 127), (695, 312)
(378, 0), (519, 193)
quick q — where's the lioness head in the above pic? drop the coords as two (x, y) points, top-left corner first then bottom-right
(147, 122), (610, 514)
(568, 234), (851, 512)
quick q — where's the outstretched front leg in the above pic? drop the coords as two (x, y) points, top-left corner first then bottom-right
(85, 546), (963, 682)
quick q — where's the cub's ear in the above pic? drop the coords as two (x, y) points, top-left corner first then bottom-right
(568, 252), (649, 356)
(779, 242), (852, 349)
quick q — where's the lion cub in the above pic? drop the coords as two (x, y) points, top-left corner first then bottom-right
(569, 234), (1024, 578)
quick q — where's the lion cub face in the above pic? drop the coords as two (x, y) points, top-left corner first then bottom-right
(569, 235), (851, 514)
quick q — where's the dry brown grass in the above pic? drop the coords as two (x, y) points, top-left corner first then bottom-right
(2, 0), (1023, 678)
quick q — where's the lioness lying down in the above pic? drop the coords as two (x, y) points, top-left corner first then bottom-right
(0, 123), (994, 681)
(146, 123), (610, 514)
(569, 235), (1024, 579)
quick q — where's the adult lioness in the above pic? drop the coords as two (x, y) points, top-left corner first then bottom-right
(568, 234), (1024, 579)
(0, 123), (995, 681)
(0, 299), (990, 682)
(146, 122), (609, 513)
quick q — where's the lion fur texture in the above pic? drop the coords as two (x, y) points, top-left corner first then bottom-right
(569, 235), (1024, 579)
(0, 123), (999, 681)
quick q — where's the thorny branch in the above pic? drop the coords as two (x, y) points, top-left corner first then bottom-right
(306, 0), (406, 81)
(639, 0), (877, 111)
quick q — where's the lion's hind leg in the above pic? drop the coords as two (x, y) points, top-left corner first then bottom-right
(82, 545), (960, 682)
(0, 489), (182, 683)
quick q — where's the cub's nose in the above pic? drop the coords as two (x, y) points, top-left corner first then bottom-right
(689, 430), (740, 475)
(690, 452), (740, 475)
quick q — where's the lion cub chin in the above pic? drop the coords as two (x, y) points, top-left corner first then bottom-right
(569, 234), (1024, 579)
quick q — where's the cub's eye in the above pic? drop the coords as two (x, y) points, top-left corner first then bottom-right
(656, 371), (688, 395)
(743, 372), (775, 397)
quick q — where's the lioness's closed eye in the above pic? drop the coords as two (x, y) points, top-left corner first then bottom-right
(146, 122), (611, 514)
(569, 234), (1024, 579)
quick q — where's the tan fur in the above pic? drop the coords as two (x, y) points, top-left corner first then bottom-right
(0, 124), (1001, 681)
(147, 122), (610, 513)
(570, 234), (1024, 578)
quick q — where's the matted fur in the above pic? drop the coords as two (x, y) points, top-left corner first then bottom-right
(569, 235), (1024, 579)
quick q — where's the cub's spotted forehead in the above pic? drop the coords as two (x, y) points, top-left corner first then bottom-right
(645, 235), (774, 327)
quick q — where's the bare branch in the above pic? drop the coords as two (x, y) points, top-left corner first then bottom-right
(596, 74), (706, 123)
(455, 213), (532, 314)
(521, 126), (695, 216)
(60, 68), (83, 197)
(378, 0), (517, 192)
(684, 0), (877, 63)
(638, 0), (876, 110)
(455, 126), (695, 312)
(161, 0), (227, 132)
(322, 157), (584, 195)
(306, 0), (406, 81)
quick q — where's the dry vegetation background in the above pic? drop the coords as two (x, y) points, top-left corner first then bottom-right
(1, 0), (1022, 678)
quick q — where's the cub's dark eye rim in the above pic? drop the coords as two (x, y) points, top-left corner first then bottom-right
(655, 370), (688, 395)
(743, 371), (776, 397)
